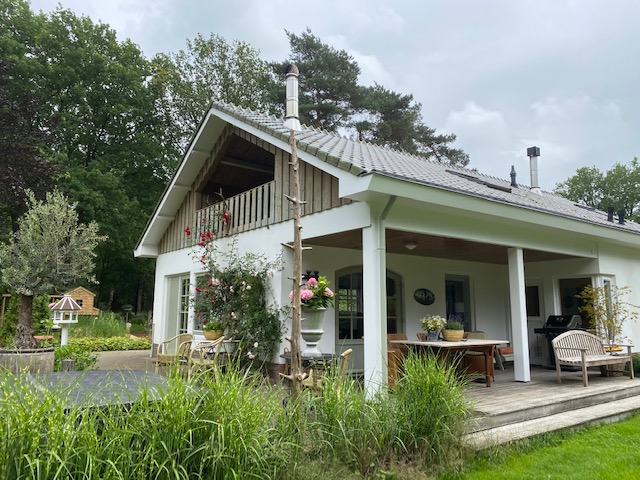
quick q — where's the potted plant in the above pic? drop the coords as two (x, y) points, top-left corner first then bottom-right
(420, 315), (446, 340)
(202, 319), (225, 340)
(0, 190), (103, 373)
(577, 284), (639, 349)
(442, 320), (465, 342)
(289, 275), (335, 356)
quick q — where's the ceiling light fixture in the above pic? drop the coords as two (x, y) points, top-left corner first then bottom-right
(404, 242), (418, 251)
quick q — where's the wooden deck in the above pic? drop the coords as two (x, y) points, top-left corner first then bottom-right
(463, 365), (640, 448)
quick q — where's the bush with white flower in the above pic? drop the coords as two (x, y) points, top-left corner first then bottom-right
(191, 238), (285, 362)
(420, 315), (447, 332)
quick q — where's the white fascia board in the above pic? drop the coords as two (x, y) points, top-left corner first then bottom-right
(363, 174), (640, 250)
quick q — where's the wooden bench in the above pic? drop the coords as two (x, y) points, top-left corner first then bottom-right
(552, 330), (634, 387)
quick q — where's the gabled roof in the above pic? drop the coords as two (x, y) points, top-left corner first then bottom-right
(213, 101), (640, 235)
(135, 101), (640, 258)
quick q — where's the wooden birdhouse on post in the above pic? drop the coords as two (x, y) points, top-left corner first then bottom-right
(51, 294), (81, 346)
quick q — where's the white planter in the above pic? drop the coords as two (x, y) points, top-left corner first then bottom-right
(301, 307), (326, 358)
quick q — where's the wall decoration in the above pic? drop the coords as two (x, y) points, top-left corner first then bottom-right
(414, 288), (435, 305)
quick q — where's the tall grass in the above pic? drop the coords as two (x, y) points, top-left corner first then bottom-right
(306, 352), (472, 476)
(0, 353), (472, 478)
(0, 366), (297, 479)
(69, 312), (127, 338)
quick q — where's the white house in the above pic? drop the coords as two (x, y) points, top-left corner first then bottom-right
(135, 101), (640, 392)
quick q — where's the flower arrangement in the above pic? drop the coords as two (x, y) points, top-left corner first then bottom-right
(290, 275), (335, 310)
(202, 319), (224, 331)
(420, 315), (446, 332)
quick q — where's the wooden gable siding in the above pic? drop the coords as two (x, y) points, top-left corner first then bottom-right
(158, 126), (351, 254)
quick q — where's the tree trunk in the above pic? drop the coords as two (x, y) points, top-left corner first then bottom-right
(14, 294), (38, 349)
(289, 129), (304, 399)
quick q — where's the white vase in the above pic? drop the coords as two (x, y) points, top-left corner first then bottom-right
(300, 307), (326, 358)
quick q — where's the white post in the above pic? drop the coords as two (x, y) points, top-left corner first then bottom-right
(60, 324), (69, 346)
(508, 247), (530, 382)
(362, 203), (390, 395)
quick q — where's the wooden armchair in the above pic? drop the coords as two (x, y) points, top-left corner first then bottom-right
(155, 333), (194, 373)
(188, 337), (225, 381)
(302, 348), (353, 391)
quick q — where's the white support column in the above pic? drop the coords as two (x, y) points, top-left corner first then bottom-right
(362, 206), (389, 395)
(508, 247), (531, 382)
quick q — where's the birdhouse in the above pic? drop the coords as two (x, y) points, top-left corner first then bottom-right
(51, 293), (81, 345)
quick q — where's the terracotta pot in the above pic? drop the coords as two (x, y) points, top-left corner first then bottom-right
(203, 329), (224, 340)
(442, 329), (464, 342)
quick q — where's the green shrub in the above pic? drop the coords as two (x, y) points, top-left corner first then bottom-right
(69, 336), (151, 351)
(633, 354), (640, 376)
(54, 344), (97, 371)
(70, 311), (128, 338)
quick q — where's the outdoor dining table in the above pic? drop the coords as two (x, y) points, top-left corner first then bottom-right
(389, 338), (508, 387)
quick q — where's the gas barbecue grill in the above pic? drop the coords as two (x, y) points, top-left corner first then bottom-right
(534, 315), (585, 367)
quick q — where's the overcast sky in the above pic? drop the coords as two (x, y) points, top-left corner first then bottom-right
(29, 0), (640, 191)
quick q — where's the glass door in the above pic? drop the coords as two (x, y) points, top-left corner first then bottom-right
(445, 275), (472, 331)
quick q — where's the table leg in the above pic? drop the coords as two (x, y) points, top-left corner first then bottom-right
(484, 347), (492, 387)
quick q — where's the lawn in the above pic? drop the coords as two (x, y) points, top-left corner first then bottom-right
(449, 414), (640, 479)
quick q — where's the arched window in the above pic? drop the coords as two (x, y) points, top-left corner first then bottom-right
(336, 267), (403, 341)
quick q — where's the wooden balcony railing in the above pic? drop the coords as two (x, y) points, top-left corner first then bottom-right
(194, 180), (277, 239)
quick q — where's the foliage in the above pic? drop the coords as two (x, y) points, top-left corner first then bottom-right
(0, 0), (170, 311)
(0, 58), (57, 227)
(54, 344), (97, 371)
(290, 275), (335, 310)
(192, 239), (285, 362)
(0, 189), (104, 348)
(307, 353), (471, 476)
(202, 319), (224, 331)
(393, 353), (471, 459)
(152, 33), (279, 154)
(68, 336), (151, 351)
(633, 355), (640, 376)
(69, 312), (128, 338)
(420, 314), (447, 331)
(555, 157), (640, 222)
(0, 294), (50, 344)
(0, 366), (296, 479)
(444, 320), (465, 330)
(274, 28), (469, 167)
(577, 284), (639, 345)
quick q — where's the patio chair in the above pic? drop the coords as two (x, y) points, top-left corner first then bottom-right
(155, 333), (194, 374)
(188, 337), (225, 381)
(387, 333), (408, 388)
(302, 348), (353, 391)
(462, 331), (495, 379)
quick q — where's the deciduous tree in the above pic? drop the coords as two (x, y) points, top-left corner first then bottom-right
(153, 33), (279, 154)
(555, 158), (640, 222)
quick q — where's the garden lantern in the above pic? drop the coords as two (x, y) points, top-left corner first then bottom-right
(51, 294), (81, 346)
